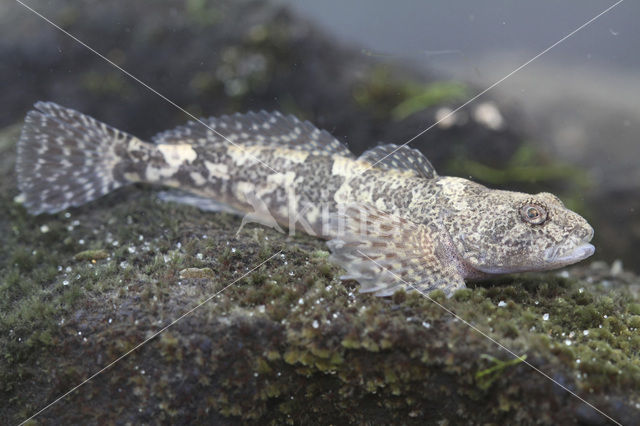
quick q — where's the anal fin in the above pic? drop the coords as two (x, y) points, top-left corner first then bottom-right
(157, 190), (243, 215)
(327, 203), (465, 297)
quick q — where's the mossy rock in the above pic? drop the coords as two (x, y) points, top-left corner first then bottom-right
(1, 124), (639, 425)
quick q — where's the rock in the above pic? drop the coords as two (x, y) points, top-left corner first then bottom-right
(2, 119), (640, 423)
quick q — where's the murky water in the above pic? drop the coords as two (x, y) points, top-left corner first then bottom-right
(1, 1), (639, 424)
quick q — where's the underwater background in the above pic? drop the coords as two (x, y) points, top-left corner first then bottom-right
(1, 0), (639, 424)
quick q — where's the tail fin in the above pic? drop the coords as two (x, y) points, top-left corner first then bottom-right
(16, 102), (136, 214)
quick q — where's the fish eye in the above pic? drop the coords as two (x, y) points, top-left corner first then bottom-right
(520, 204), (547, 225)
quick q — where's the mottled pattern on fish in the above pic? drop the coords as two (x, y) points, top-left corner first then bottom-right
(16, 102), (595, 296)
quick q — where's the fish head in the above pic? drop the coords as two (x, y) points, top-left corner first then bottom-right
(440, 181), (594, 275)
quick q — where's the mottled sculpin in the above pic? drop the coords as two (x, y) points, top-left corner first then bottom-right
(16, 102), (595, 296)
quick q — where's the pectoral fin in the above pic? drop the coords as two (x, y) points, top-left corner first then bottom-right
(326, 203), (465, 297)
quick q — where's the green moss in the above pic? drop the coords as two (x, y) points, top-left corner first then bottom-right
(449, 145), (590, 188)
(452, 288), (473, 302)
(353, 66), (467, 120)
(2, 119), (640, 425)
(628, 315), (640, 329)
(475, 354), (527, 391)
(74, 249), (109, 261)
(391, 81), (467, 120)
(628, 303), (640, 315)
(178, 267), (215, 279)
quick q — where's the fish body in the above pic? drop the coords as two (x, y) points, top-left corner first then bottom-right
(16, 102), (594, 296)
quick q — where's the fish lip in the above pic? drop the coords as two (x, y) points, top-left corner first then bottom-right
(474, 243), (595, 275)
(548, 243), (595, 265)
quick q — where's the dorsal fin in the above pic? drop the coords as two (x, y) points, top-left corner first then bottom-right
(358, 144), (437, 179)
(152, 111), (354, 158)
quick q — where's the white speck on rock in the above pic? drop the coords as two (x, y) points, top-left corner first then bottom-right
(498, 300), (507, 307)
(543, 313), (550, 321)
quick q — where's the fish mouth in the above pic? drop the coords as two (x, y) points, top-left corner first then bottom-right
(544, 242), (595, 266)
(471, 242), (595, 275)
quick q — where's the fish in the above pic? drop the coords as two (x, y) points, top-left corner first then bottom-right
(15, 101), (595, 296)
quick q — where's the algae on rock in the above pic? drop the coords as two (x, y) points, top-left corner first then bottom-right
(1, 124), (639, 424)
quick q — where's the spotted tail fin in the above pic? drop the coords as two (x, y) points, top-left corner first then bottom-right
(16, 102), (139, 214)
